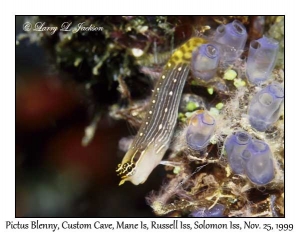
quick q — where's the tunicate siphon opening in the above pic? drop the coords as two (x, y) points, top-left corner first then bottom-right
(241, 149), (252, 161)
(201, 112), (215, 125)
(235, 132), (250, 145)
(269, 83), (284, 98)
(250, 40), (261, 50)
(259, 93), (273, 106)
(232, 20), (246, 35)
(217, 24), (225, 34)
(251, 140), (268, 153)
(205, 45), (218, 58)
(240, 54), (246, 60)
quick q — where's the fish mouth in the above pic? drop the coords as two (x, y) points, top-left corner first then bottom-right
(116, 162), (136, 180)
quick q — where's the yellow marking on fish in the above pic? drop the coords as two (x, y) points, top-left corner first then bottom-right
(169, 37), (207, 65)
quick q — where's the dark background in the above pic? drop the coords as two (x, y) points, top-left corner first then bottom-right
(16, 16), (164, 217)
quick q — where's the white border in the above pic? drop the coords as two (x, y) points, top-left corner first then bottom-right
(1, 0), (298, 232)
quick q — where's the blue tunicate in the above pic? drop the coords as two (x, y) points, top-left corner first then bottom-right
(186, 111), (216, 150)
(248, 82), (284, 131)
(190, 204), (225, 217)
(214, 20), (248, 64)
(191, 44), (220, 81)
(225, 131), (275, 185)
(246, 36), (279, 84)
(225, 131), (252, 174)
(244, 139), (275, 185)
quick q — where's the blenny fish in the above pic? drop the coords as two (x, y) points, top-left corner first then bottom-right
(117, 37), (208, 185)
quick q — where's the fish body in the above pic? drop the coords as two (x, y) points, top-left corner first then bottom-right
(117, 37), (207, 185)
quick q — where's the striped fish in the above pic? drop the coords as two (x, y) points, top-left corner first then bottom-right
(117, 37), (208, 185)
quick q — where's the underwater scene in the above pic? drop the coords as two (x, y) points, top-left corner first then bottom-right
(16, 16), (284, 217)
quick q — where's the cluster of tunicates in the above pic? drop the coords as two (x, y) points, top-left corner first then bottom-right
(191, 20), (248, 81)
(225, 131), (275, 185)
(188, 20), (283, 186)
(185, 110), (216, 151)
(191, 20), (279, 85)
(248, 82), (284, 131)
